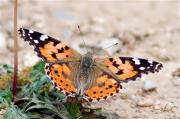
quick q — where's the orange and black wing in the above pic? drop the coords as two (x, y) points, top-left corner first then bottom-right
(18, 28), (81, 96)
(101, 57), (163, 82)
(45, 62), (80, 96)
(83, 68), (122, 102)
(18, 28), (81, 63)
(85, 57), (163, 102)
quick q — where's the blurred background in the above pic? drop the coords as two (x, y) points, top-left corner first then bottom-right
(0, 0), (179, 118)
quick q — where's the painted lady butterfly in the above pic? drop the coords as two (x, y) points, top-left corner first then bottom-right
(18, 28), (163, 102)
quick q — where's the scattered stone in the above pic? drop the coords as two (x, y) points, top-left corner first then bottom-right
(115, 110), (128, 119)
(0, 32), (6, 49)
(153, 100), (175, 112)
(171, 68), (180, 87)
(130, 95), (141, 102)
(149, 46), (170, 61)
(160, 101), (175, 112)
(153, 100), (162, 110)
(142, 80), (157, 92)
(118, 32), (136, 46)
(91, 25), (105, 34)
(136, 98), (154, 107)
(172, 68), (180, 77)
(119, 93), (128, 100)
(172, 78), (180, 87)
(91, 17), (105, 25)
(153, 104), (161, 110)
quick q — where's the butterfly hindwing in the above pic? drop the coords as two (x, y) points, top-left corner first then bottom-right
(102, 57), (163, 82)
(45, 62), (79, 96)
(83, 68), (122, 102)
(18, 28), (81, 63)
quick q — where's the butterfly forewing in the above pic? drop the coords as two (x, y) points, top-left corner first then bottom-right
(101, 57), (163, 82)
(18, 28), (81, 63)
(18, 28), (81, 96)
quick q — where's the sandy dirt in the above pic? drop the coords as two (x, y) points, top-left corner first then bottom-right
(0, 0), (180, 119)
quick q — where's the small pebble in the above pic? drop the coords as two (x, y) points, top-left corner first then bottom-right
(91, 25), (105, 34)
(153, 100), (161, 110)
(172, 68), (180, 77)
(136, 98), (154, 107)
(161, 102), (175, 112)
(120, 93), (128, 100)
(142, 80), (157, 92)
(0, 32), (6, 49)
(153, 100), (175, 112)
(91, 17), (105, 25)
(172, 78), (180, 87)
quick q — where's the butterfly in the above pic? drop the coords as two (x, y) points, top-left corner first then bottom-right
(18, 28), (163, 102)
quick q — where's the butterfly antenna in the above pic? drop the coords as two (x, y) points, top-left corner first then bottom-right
(100, 42), (118, 56)
(104, 42), (118, 50)
(78, 25), (89, 53)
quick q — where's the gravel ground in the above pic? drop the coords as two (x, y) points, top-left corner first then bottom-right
(0, 0), (180, 119)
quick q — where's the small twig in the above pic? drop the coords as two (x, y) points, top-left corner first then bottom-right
(13, 0), (18, 102)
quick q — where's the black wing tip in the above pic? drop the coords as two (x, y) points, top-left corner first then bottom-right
(18, 27), (27, 39)
(123, 62), (163, 83)
(18, 27), (26, 33)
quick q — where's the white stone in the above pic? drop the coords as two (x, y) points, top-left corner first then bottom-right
(143, 80), (157, 91)
(136, 98), (154, 107)
(0, 32), (6, 49)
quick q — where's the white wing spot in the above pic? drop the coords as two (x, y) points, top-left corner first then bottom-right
(29, 30), (34, 33)
(148, 60), (153, 64)
(28, 33), (31, 36)
(147, 67), (150, 69)
(133, 58), (141, 65)
(30, 37), (32, 39)
(155, 64), (161, 70)
(40, 35), (48, 41)
(34, 40), (39, 44)
(139, 67), (145, 70)
(22, 29), (25, 36)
